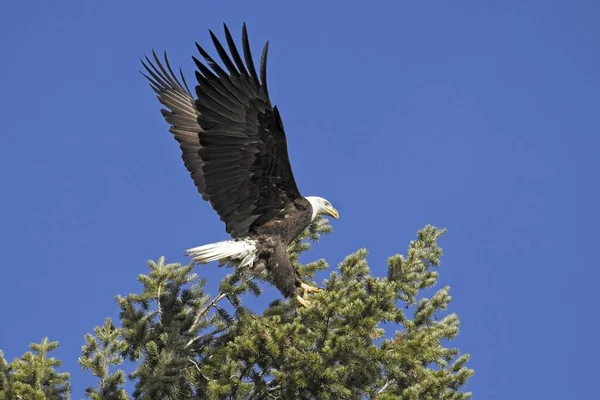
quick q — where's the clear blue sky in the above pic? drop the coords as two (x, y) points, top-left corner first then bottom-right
(1, 1), (597, 398)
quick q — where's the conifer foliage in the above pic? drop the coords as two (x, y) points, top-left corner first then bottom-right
(0, 337), (70, 400)
(0, 220), (473, 399)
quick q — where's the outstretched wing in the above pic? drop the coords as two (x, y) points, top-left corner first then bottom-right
(144, 24), (303, 238)
(141, 52), (208, 199)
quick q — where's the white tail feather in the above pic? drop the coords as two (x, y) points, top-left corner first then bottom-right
(186, 239), (257, 268)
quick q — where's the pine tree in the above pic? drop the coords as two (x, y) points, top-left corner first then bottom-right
(0, 220), (473, 399)
(0, 338), (70, 400)
(82, 219), (473, 399)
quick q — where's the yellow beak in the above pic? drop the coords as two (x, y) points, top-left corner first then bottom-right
(325, 205), (339, 219)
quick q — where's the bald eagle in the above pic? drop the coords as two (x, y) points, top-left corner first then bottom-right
(142, 24), (338, 306)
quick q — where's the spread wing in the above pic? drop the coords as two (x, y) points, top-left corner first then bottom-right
(143, 24), (303, 238)
(141, 52), (208, 198)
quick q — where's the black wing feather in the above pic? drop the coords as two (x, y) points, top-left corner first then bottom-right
(260, 42), (269, 97)
(144, 24), (303, 238)
(195, 24), (302, 237)
(224, 23), (249, 77)
(241, 24), (260, 87)
(209, 30), (240, 77)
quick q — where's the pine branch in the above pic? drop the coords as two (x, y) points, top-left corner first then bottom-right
(79, 318), (128, 400)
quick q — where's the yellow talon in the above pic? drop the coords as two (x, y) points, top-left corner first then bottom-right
(300, 282), (321, 298)
(296, 295), (311, 307)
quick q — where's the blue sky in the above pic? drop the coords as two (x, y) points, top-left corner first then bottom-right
(1, 0), (598, 398)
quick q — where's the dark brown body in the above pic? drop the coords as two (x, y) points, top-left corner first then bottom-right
(253, 198), (312, 298)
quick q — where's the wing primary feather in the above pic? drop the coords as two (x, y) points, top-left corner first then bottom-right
(195, 42), (228, 78)
(139, 69), (159, 90)
(242, 23), (260, 85)
(192, 56), (217, 80)
(160, 50), (192, 96)
(141, 57), (171, 89)
(151, 50), (180, 90)
(162, 51), (190, 95)
(260, 41), (269, 96)
(224, 23), (249, 77)
(140, 60), (195, 114)
(179, 67), (192, 95)
(194, 70), (205, 87)
(209, 29), (239, 76)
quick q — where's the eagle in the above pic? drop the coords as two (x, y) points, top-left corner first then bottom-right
(142, 24), (339, 306)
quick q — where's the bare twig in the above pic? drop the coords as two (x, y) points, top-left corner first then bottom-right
(185, 325), (229, 350)
(156, 284), (162, 321)
(185, 292), (227, 347)
(188, 357), (209, 381)
(378, 379), (394, 394)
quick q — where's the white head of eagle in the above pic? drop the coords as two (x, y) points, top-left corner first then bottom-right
(143, 23), (339, 307)
(305, 196), (339, 221)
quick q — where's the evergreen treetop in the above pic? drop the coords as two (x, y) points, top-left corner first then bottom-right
(0, 220), (473, 399)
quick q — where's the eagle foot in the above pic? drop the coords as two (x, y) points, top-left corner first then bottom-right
(300, 282), (321, 298)
(296, 295), (311, 308)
